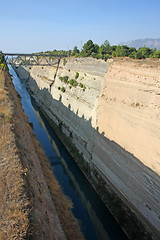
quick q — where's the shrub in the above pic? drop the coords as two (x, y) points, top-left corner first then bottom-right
(63, 76), (69, 83)
(63, 58), (67, 66)
(129, 51), (136, 59)
(61, 87), (65, 92)
(59, 76), (69, 83)
(135, 51), (145, 59)
(69, 79), (78, 87)
(58, 86), (61, 90)
(104, 54), (112, 61)
(74, 53), (79, 58)
(79, 82), (83, 88)
(75, 72), (79, 79)
(153, 50), (160, 58)
(0, 63), (8, 70)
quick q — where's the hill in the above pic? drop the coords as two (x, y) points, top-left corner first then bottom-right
(120, 38), (160, 50)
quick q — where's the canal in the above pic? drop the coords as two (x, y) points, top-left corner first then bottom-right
(9, 65), (128, 240)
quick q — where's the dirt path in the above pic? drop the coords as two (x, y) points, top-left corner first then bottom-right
(0, 69), (84, 239)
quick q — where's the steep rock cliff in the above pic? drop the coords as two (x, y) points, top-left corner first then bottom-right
(98, 58), (160, 174)
(14, 57), (160, 239)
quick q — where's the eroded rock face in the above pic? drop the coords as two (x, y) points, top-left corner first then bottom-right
(16, 58), (109, 162)
(14, 57), (160, 239)
(98, 59), (160, 175)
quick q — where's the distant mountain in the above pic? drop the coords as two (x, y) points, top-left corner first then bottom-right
(120, 38), (160, 50)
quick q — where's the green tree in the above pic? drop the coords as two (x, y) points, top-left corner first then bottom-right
(129, 47), (137, 53)
(136, 46), (152, 59)
(135, 49), (145, 59)
(111, 45), (117, 52)
(72, 46), (79, 56)
(99, 44), (106, 55)
(112, 51), (116, 57)
(129, 51), (137, 59)
(153, 50), (160, 58)
(82, 40), (95, 56)
(115, 45), (129, 57)
(104, 54), (112, 61)
(94, 44), (99, 54)
(104, 40), (110, 50)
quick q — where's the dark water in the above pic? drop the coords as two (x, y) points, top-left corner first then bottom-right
(9, 65), (128, 240)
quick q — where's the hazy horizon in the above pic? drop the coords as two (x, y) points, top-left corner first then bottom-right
(1, 0), (160, 53)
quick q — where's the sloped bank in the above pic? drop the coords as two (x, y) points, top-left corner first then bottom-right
(14, 57), (160, 240)
(0, 68), (84, 239)
(0, 70), (29, 239)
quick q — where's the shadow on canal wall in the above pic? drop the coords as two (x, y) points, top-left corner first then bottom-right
(14, 65), (160, 240)
(31, 102), (113, 240)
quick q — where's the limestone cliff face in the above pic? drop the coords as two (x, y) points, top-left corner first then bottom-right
(98, 58), (160, 174)
(14, 57), (160, 238)
(15, 58), (109, 163)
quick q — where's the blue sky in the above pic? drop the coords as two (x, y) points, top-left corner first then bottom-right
(1, 0), (160, 53)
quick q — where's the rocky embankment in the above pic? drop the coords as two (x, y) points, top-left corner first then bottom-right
(14, 57), (160, 239)
(0, 69), (84, 239)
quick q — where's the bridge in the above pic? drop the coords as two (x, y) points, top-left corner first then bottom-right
(3, 53), (68, 66)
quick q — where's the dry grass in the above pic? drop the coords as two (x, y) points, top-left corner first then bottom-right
(33, 138), (84, 240)
(0, 71), (29, 240)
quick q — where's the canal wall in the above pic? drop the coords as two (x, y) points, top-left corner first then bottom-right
(14, 57), (160, 239)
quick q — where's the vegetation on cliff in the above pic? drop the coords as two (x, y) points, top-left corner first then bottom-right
(37, 39), (160, 61)
(58, 73), (86, 92)
(0, 52), (8, 71)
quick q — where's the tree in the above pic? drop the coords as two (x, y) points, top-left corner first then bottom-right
(136, 46), (152, 59)
(129, 51), (137, 59)
(99, 44), (106, 55)
(0, 51), (4, 64)
(104, 40), (110, 49)
(112, 51), (116, 57)
(115, 45), (129, 57)
(82, 40), (95, 56)
(153, 50), (160, 58)
(135, 49), (145, 59)
(94, 44), (99, 54)
(129, 47), (137, 53)
(72, 46), (79, 56)
(111, 45), (117, 52)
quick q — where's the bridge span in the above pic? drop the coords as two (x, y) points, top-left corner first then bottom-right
(3, 53), (67, 66)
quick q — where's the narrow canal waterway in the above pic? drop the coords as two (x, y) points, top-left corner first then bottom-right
(9, 65), (128, 240)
